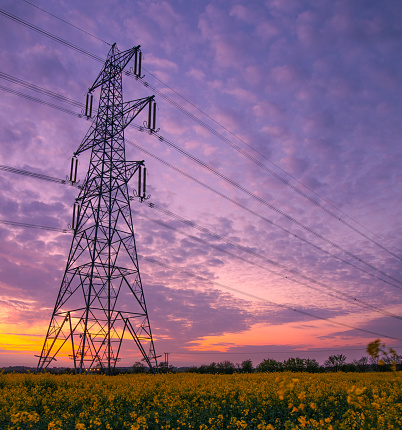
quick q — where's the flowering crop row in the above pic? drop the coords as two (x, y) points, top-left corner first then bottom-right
(0, 371), (401, 429)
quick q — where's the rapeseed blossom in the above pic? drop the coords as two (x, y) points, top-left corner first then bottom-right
(0, 371), (401, 429)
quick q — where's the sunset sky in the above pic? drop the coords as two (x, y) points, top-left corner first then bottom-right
(1, 0), (402, 368)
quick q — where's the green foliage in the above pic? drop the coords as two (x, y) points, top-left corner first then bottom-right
(132, 362), (146, 374)
(324, 354), (347, 371)
(256, 358), (283, 373)
(240, 359), (253, 373)
(216, 360), (236, 374)
(367, 339), (399, 373)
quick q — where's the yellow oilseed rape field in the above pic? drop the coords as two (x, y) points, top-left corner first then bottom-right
(0, 371), (401, 429)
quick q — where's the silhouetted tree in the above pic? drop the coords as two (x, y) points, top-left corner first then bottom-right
(158, 361), (175, 373)
(324, 354), (346, 371)
(352, 357), (369, 372)
(305, 358), (320, 373)
(132, 362), (146, 373)
(256, 358), (283, 372)
(216, 360), (236, 374)
(283, 357), (307, 372)
(240, 359), (253, 373)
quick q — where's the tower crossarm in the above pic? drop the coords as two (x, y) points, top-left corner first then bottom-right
(122, 96), (154, 131)
(74, 117), (97, 156)
(74, 96), (154, 156)
(88, 44), (140, 93)
(125, 160), (144, 183)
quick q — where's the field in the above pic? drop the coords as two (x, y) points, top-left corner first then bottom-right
(0, 372), (401, 429)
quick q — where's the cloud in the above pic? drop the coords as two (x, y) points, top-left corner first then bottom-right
(1, 0), (402, 368)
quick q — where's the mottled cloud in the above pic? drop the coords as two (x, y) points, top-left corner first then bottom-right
(0, 0), (401, 368)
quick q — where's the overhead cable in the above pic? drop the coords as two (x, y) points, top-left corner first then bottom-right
(20, 0), (112, 45)
(0, 163), (71, 185)
(1, 213), (398, 342)
(141, 254), (402, 342)
(0, 71), (84, 108)
(2, 4), (399, 259)
(1, 83), (400, 292)
(139, 68), (402, 258)
(0, 84), (83, 117)
(127, 134), (402, 290)
(0, 7), (104, 63)
(0, 219), (69, 233)
(134, 207), (402, 321)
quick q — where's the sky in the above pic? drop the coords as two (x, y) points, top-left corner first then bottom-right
(0, 0), (402, 369)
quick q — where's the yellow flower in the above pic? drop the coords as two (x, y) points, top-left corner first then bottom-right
(298, 416), (307, 427)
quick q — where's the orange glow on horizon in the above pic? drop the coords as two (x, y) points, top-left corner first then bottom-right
(188, 319), (370, 352)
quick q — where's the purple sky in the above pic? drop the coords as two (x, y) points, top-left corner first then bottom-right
(0, 0), (402, 368)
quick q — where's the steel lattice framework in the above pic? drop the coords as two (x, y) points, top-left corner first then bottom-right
(37, 43), (158, 374)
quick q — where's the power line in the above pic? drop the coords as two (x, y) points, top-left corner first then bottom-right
(2, 154), (401, 319)
(127, 137), (402, 291)
(0, 163), (73, 185)
(0, 71), (84, 108)
(0, 8), (104, 63)
(140, 68), (402, 258)
(128, 128), (402, 284)
(170, 346), (402, 355)
(0, 71), (99, 118)
(141, 254), (402, 342)
(3, 4), (400, 261)
(0, 219), (69, 233)
(1, 216), (400, 342)
(0, 84), (84, 117)
(20, 0), (111, 46)
(1, 84), (401, 293)
(134, 206), (402, 321)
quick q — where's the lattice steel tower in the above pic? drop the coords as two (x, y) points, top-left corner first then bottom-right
(37, 43), (158, 374)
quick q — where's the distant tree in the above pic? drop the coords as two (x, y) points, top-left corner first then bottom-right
(197, 362), (218, 374)
(197, 364), (208, 374)
(324, 354), (347, 371)
(368, 354), (379, 371)
(394, 355), (402, 371)
(342, 363), (358, 372)
(305, 358), (320, 373)
(256, 358), (283, 373)
(367, 339), (399, 373)
(216, 360), (236, 374)
(283, 357), (307, 372)
(240, 359), (254, 373)
(158, 361), (175, 373)
(132, 362), (146, 374)
(352, 357), (369, 372)
(206, 362), (218, 374)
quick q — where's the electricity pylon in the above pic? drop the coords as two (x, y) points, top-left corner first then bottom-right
(37, 43), (159, 374)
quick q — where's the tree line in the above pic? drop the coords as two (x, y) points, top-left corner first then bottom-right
(179, 353), (402, 374)
(141, 341), (401, 374)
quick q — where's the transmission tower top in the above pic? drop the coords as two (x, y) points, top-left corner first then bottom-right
(88, 44), (140, 93)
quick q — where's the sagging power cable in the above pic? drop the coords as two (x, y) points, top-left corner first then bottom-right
(134, 207), (402, 321)
(1, 83), (401, 292)
(0, 214), (399, 342)
(1, 4), (400, 260)
(142, 254), (402, 342)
